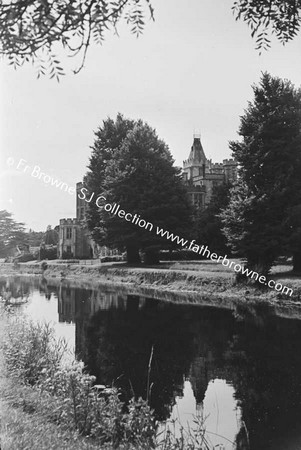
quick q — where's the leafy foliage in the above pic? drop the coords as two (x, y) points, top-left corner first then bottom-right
(27, 229), (44, 247)
(2, 318), (156, 448)
(232, 0), (301, 50)
(1, 0), (300, 79)
(2, 316), (222, 449)
(84, 113), (193, 264)
(43, 225), (59, 245)
(0, 210), (27, 257)
(0, 0), (154, 79)
(195, 182), (232, 256)
(221, 73), (301, 274)
(3, 319), (66, 385)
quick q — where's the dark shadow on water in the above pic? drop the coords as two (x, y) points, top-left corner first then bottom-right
(2, 276), (301, 450)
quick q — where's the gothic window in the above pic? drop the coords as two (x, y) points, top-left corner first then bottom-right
(66, 227), (72, 239)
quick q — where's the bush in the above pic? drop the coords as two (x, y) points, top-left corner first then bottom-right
(62, 251), (74, 260)
(3, 320), (66, 385)
(2, 318), (213, 450)
(40, 247), (57, 260)
(2, 319), (156, 449)
(159, 249), (205, 261)
(100, 255), (125, 263)
(41, 261), (48, 271)
(16, 253), (36, 262)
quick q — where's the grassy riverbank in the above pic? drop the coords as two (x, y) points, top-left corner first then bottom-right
(0, 312), (155, 450)
(0, 313), (108, 450)
(1, 259), (301, 306)
(0, 311), (212, 450)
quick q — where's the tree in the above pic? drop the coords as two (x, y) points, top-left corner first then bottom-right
(44, 225), (59, 245)
(0, 210), (27, 257)
(221, 73), (301, 274)
(195, 182), (232, 256)
(84, 114), (193, 264)
(27, 229), (44, 247)
(0, 1), (300, 79)
(0, 0), (154, 79)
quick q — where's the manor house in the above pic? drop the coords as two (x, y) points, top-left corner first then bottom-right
(58, 135), (237, 259)
(183, 135), (237, 208)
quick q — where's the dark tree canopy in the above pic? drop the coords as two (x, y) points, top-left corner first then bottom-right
(221, 73), (301, 274)
(44, 225), (59, 245)
(0, 1), (300, 78)
(195, 182), (232, 256)
(84, 113), (193, 264)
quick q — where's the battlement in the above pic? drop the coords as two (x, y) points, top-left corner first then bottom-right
(223, 158), (237, 166)
(183, 158), (203, 168)
(210, 162), (224, 169)
(59, 218), (80, 226)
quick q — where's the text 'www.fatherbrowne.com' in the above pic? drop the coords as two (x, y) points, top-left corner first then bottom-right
(155, 226), (293, 296)
(78, 187), (293, 297)
(8, 157), (293, 298)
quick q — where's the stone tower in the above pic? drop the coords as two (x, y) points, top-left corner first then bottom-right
(183, 134), (207, 180)
(183, 134), (237, 208)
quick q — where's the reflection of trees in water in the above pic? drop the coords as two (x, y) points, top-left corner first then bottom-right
(0, 276), (61, 303)
(226, 316), (301, 450)
(81, 297), (236, 421)
(4, 276), (301, 450)
(0, 277), (31, 302)
(78, 295), (301, 449)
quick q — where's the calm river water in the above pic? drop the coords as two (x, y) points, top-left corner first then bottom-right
(1, 275), (301, 450)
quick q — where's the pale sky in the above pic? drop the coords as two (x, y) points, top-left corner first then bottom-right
(1, 0), (301, 231)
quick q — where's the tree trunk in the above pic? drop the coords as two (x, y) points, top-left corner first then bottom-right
(239, 256), (273, 285)
(293, 251), (301, 272)
(126, 245), (141, 264)
(143, 248), (160, 265)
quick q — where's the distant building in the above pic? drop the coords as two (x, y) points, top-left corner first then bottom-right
(183, 135), (237, 209)
(58, 135), (237, 257)
(58, 182), (117, 259)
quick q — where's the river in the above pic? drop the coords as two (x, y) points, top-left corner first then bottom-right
(1, 275), (301, 450)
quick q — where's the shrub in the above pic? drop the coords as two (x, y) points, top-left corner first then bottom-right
(16, 253), (36, 262)
(159, 250), (205, 261)
(3, 319), (66, 385)
(62, 251), (74, 260)
(2, 318), (212, 449)
(2, 319), (156, 449)
(41, 261), (48, 271)
(40, 246), (58, 260)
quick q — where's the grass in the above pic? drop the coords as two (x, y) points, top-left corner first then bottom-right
(0, 312), (137, 450)
(2, 258), (300, 302)
(0, 388), (101, 450)
(0, 309), (221, 450)
(0, 307), (223, 450)
(0, 313), (100, 450)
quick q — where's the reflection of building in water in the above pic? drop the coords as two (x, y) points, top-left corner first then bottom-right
(189, 356), (208, 413)
(58, 286), (77, 323)
(57, 285), (129, 324)
(57, 284), (129, 359)
(89, 290), (128, 314)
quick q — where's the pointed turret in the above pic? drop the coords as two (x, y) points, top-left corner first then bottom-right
(183, 134), (207, 180)
(188, 136), (207, 164)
